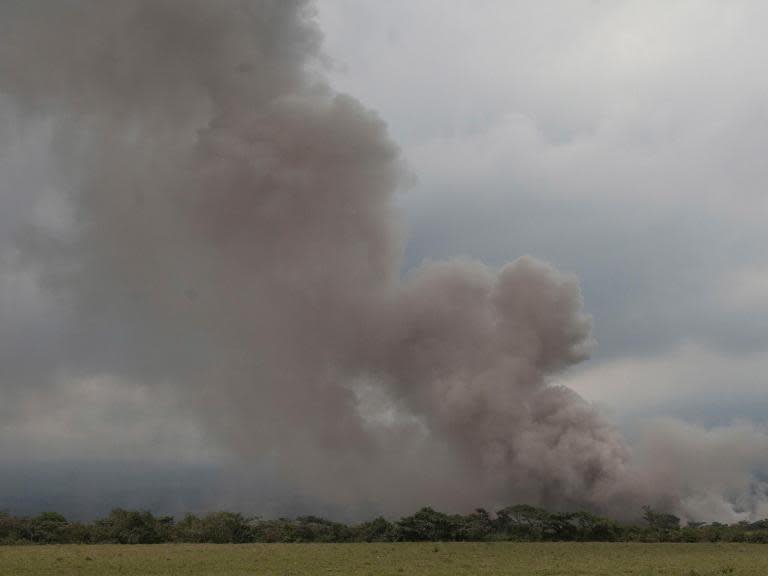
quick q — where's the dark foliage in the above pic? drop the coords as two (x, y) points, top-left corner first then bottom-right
(2, 505), (768, 544)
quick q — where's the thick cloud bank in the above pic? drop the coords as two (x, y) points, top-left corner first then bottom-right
(0, 0), (763, 520)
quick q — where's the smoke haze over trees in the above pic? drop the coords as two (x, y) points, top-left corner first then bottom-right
(0, 1), (767, 522)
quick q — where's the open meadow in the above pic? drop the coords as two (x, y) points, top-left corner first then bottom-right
(1, 542), (767, 576)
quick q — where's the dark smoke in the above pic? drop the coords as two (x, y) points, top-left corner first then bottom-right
(4, 0), (757, 520)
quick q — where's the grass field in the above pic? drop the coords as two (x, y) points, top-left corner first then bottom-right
(1, 542), (766, 575)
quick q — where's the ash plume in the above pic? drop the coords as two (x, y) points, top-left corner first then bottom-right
(0, 0), (760, 520)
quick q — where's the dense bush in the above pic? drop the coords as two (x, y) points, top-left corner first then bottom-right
(2, 505), (768, 544)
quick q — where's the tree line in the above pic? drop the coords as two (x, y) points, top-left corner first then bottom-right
(2, 505), (768, 545)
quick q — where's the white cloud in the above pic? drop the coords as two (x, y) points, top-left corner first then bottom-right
(559, 344), (768, 427)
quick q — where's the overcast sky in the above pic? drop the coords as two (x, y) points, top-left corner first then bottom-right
(317, 0), (768, 428)
(2, 1), (768, 521)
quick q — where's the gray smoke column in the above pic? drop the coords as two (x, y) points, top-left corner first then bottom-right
(0, 0), (640, 516)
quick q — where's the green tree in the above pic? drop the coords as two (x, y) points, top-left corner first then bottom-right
(198, 512), (252, 543)
(496, 505), (550, 540)
(29, 512), (69, 543)
(96, 509), (165, 544)
(458, 508), (494, 541)
(396, 507), (458, 541)
(354, 516), (397, 542)
(642, 506), (680, 541)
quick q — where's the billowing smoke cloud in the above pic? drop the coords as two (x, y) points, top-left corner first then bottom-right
(632, 419), (768, 523)
(0, 0), (762, 520)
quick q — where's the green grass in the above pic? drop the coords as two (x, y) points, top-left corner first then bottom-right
(0, 542), (765, 575)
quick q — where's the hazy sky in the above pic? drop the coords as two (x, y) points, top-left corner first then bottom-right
(1, 1), (768, 522)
